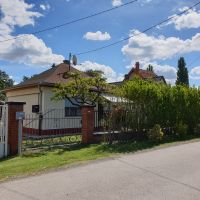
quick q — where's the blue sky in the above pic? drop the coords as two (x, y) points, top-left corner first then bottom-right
(0, 0), (200, 85)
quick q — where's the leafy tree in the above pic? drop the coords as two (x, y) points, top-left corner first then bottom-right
(176, 57), (189, 86)
(0, 70), (14, 101)
(85, 69), (104, 77)
(53, 72), (111, 107)
(22, 76), (30, 82)
(21, 74), (37, 83)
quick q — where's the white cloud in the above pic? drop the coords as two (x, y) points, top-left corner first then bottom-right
(122, 30), (200, 63)
(140, 0), (153, 6)
(112, 0), (122, 7)
(167, 7), (200, 30)
(0, 34), (64, 65)
(75, 61), (123, 82)
(83, 31), (111, 41)
(0, 0), (42, 29)
(0, 0), (42, 37)
(190, 66), (200, 80)
(40, 4), (51, 11)
(0, 0), (64, 66)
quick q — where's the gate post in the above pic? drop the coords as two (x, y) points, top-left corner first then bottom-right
(6, 102), (26, 156)
(81, 105), (95, 144)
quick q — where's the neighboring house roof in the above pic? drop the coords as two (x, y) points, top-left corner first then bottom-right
(109, 62), (166, 86)
(124, 62), (166, 84)
(4, 61), (89, 92)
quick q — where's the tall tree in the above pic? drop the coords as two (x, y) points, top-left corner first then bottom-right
(22, 76), (30, 82)
(147, 64), (154, 72)
(85, 69), (104, 77)
(176, 57), (189, 86)
(21, 74), (37, 83)
(0, 70), (14, 101)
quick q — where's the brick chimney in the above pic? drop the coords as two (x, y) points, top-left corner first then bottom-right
(135, 62), (140, 71)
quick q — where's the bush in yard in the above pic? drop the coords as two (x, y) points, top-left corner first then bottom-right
(175, 122), (188, 138)
(194, 124), (200, 135)
(148, 124), (164, 141)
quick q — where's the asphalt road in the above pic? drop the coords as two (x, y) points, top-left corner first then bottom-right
(1, 141), (200, 200)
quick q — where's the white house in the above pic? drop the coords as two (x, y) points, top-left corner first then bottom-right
(4, 61), (93, 135)
(4, 61), (166, 136)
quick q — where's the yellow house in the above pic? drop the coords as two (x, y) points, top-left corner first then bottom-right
(5, 61), (90, 114)
(4, 61), (90, 135)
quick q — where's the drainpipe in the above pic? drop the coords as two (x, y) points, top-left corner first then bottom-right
(38, 83), (43, 113)
(38, 83), (43, 136)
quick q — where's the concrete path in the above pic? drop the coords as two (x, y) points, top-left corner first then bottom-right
(1, 142), (200, 200)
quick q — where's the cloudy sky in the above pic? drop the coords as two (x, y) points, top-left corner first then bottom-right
(0, 0), (200, 85)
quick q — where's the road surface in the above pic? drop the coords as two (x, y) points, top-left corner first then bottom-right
(1, 141), (200, 200)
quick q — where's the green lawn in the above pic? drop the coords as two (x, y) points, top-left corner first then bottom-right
(0, 144), (111, 182)
(1, 136), (200, 182)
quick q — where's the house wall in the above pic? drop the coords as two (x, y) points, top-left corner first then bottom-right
(6, 87), (39, 114)
(6, 86), (101, 135)
(40, 87), (82, 130)
(6, 87), (40, 131)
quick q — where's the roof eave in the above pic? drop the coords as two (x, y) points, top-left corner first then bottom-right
(2, 82), (55, 93)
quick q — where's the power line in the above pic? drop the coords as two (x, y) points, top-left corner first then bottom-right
(0, 0), (138, 43)
(77, 1), (200, 56)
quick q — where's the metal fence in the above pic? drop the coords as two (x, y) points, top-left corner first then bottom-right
(94, 109), (175, 143)
(22, 109), (82, 150)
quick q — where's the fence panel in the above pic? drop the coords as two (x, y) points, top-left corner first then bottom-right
(94, 109), (176, 144)
(94, 109), (150, 143)
(22, 109), (82, 150)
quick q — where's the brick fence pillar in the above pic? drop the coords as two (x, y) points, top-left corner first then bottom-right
(81, 105), (95, 144)
(6, 102), (25, 156)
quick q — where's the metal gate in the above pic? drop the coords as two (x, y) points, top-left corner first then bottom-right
(22, 109), (82, 151)
(0, 105), (8, 158)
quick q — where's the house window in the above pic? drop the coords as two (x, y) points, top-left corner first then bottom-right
(65, 99), (81, 117)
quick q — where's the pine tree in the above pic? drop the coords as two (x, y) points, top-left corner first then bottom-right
(176, 57), (189, 86)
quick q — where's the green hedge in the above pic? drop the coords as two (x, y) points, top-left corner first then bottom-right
(115, 78), (200, 134)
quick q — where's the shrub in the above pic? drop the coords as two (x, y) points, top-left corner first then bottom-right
(148, 124), (164, 141)
(194, 124), (200, 135)
(175, 122), (188, 138)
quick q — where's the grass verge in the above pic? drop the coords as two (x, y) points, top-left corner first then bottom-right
(1, 135), (200, 182)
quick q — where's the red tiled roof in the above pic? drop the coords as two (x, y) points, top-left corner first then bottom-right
(137, 69), (156, 79)
(125, 68), (156, 80)
(125, 62), (157, 81)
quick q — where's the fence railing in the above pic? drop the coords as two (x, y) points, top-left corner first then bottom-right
(94, 109), (175, 143)
(22, 109), (82, 150)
